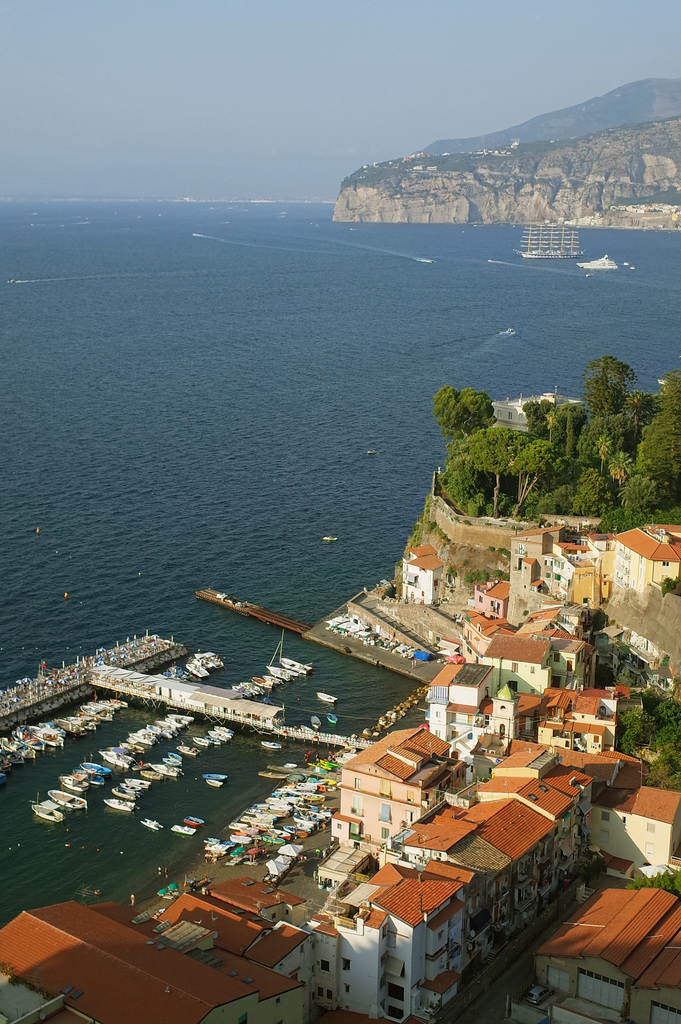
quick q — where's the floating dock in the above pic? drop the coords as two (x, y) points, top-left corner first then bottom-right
(195, 589), (311, 635)
(91, 666), (369, 750)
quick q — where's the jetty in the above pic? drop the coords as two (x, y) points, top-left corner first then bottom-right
(195, 589), (311, 635)
(91, 666), (370, 750)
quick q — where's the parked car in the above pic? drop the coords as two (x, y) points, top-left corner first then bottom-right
(527, 985), (553, 1005)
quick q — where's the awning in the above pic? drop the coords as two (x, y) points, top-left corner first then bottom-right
(386, 956), (405, 977)
(579, 796), (592, 815)
(561, 840), (573, 857)
(470, 907), (492, 933)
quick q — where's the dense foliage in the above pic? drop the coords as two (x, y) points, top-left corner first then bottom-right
(434, 357), (681, 523)
(619, 691), (681, 789)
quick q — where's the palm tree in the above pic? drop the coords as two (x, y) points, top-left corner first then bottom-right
(626, 390), (655, 441)
(609, 449), (634, 486)
(546, 410), (555, 443)
(597, 434), (611, 476)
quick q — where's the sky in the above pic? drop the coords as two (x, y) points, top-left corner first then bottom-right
(2, 0), (681, 199)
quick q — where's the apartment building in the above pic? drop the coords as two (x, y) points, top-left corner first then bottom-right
(614, 524), (681, 592)
(510, 526), (614, 614)
(402, 543), (443, 605)
(537, 687), (617, 753)
(592, 786), (681, 871)
(471, 580), (510, 619)
(335, 727), (465, 847)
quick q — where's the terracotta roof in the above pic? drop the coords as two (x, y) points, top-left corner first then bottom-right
(465, 613), (510, 639)
(422, 860), (475, 885)
(333, 812), (363, 825)
(403, 821), (478, 851)
(602, 852), (634, 873)
(616, 528), (681, 562)
(543, 764), (592, 795)
(207, 877), (305, 912)
(517, 693), (542, 714)
(426, 899), (465, 931)
(463, 800), (555, 859)
(542, 688), (575, 712)
(343, 727), (449, 771)
(370, 863), (419, 886)
(409, 543), (438, 558)
(516, 526), (562, 538)
(373, 879), (462, 928)
(363, 909), (388, 930)
(421, 968), (461, 993)
(246, 921), (308, 968)
(521, 557), (537, 565)
(517, 779), (574, 818)
(407, 552), (444, 571)
(152, 893), (270, 955)
(430, 663), (464, 687)
(487, 581), (510, 600)
(484, 635), (550, 665)
(0, 902), (253, 1024)
(375, 753), (418, 780)
(599, 748), (640, 763)
(538, 888), (680, 978)
(597, 786), (681, 824)
(311, 917), (339, 938)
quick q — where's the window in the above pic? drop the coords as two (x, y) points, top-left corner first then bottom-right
(600, 829), (609, 844)
(530, 665), (535, 673)
(647, 822), (656, 833)
(601, 811), (610, 822)
(652, 1000), (681, 1024)
(646, 841), (655, 855)
(381, 827), (390, 840)
(387, 1006), (404, 1020)
(511, 662), (518, 672)
(344, 984), (350, 993)
(379, 803), (391, 823)
(327, 990), (332, 1000)
(380, 780), (392, 798)
(354, 778), (362, 790)
(342, 958), (351, 971)
(388, 983), (405, 1000)
(553, 653), (560, 663)
(336, 822), (342, 831)
(320, 959), (330, 972)
(406, 790), (414, 803)
(382, 923), (388, 939)
(663, 560), (671, 568)
(238, 1016), (248, 1024)
(317, 987), (323, 997)
(351, 795), (362, 816)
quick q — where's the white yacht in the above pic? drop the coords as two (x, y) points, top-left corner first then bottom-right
(576, 254), (618, 270)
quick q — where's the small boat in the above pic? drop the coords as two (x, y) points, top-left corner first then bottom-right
(498, 327), (516, 336)
(203, 773), (228, 785)
(280, 657), (313, 676)
(104, 798), (135, 812)
(193, 736), (211, 749)
(111, 786), (138, 802)
(317, 692), (338, 704)
(165, 752), (183, 765)
(140, 769), (163, 782)
(171, 824), (196, 836)
(367, 448), (376, 455)
(47, 790), (87, 811)
(59, 774), (89, 793)
(124, 777), (151, 790)
(310, 716), (322, 731)
(322, 536), (337, 543)
(141, 819), (163, 831)
(79, 762), (111, 776)
(205, 777), (223, 788)
(177, 744), (198, 756)
(183, 816), (205, 828)
(32, 798), (65, 822)
(186, 657), (210, 679)
(327, 714), (338, 726)
(261, 741), (282, 750)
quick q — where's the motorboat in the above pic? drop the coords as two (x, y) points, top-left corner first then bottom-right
(576, 254), (618, 270)
(32, 798), (65, 822)
(164, 752), (183, 765)
(193, 736), (211, 748)
(316, 692), (337, 704)
(79, 762), (112, 776)
(141, 818), (163, 831)
(111, 786), (138, 802)
(203, 773), (228, 788)
(310, 716), (321, 730)
(47, 790), (87, 811)
(140, 769), (163, 782)
(99, 748), (135, 769)
(104, 798), (135, 812)
(327, 713), (338, 725)
(171, 824), (196, 836)
(183, 816), (205, 828)
(177, 743), (198, 756)
(149, 762), (182, 777)
(322, 536), (337, 542)
(261, 741), (282, 750)
(281, 656), (313, 675)
(124, 777), (151, 790)
(59, 774), (89, 793)
(186, 657), (210, 679)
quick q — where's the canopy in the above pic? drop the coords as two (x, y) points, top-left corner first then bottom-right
(414, 650), (432, 661)
(278, 843), (303, 858)
(266, 855), (292, 876)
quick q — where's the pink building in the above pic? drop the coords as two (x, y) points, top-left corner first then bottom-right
(472, 580), (510, 619)
(334, 727), (465, 848)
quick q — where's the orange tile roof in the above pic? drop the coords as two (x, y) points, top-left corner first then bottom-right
(374, 879), (463, 928)
(311, 917), (339, 938)
(517, 693), (542, 714)
(400, 729), (451, 758)
(616, 528), (681, 562)
(403, 821), (478, 851)
(602, 852), (634, 873)
(246, 921), (308, 969)
(597, 786), (681, 824)
(0, 902), (252, 1024)
(407, 552), (444, 571)
(422, 860), (475, 885)
(343, 727), (449, 770)
(363, 909), (388, 930)
(517, 780), (574, 818)
(409, 543), (438, 558)
(464, 800), (555, 859)
(539, 889), (680, 978)
(155, 893), (270, 955)
(426, 898), (465, 931)
(207, 877), (305, 912)
(484, 635), (550, 664)
(370, 863), (419, 885)
(465, 613), (510, 638)
(430, 663), (464, 687)
(421, 968), (461, 993)
(487, 581), (510, 600)
(375, 753), (417, 779)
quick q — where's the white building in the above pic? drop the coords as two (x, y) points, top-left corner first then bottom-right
(310, 864), (464, 1020)
(492, 391), (581, 432)
(402, 544), (443, 605)
(426, 662), (494, 754)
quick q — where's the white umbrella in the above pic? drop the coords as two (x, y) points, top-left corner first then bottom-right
(279, 843), (303, 858)
(266, 855), (293, 877)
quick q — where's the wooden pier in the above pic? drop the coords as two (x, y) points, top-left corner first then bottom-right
(195, 588), (311, 635)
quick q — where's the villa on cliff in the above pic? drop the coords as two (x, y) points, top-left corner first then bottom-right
(402, 543), (443, 605)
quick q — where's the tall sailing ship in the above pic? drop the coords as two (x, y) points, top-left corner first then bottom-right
(515, 225), (583, 259)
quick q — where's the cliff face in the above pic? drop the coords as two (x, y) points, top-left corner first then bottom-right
(333, 117), (681, 224)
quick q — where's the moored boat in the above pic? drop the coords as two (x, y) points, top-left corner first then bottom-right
(316, 692), (337, 703)
(183, 816), (205, 828)
(171, 824), (196, 836)
(32, 798), (65, 822)
(141, 818), (164, 831)
(104, 797), (135, 812)
(47, 790), (87, 811)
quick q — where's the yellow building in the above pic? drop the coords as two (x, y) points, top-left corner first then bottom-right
(614, 525), (681, 593)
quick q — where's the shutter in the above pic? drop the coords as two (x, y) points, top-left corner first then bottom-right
(548, 966), (570, 992)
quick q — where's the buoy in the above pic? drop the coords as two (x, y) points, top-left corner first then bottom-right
(64, 592), (68, 600)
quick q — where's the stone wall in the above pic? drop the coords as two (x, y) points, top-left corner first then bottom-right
(607, 585), (681, 673)
(430, 496), (518, 550)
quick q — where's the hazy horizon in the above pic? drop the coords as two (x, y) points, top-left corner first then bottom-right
(2, 0), (681, 200)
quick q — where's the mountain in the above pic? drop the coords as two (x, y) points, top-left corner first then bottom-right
(424, 78), (681, 155)
(333, 115), (681, 224)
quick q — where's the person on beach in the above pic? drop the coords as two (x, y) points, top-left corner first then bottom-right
(130, 894), (135, 906)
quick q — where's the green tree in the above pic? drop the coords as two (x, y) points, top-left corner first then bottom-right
(626, 390), (657, 442)
(433, 386), (495, 442)
(565, 409), (577, 460)
(571, 468), (612, 516)
(509, 439), (563, 519)
(608, 449), (634, 487)
(597, 434), (611, 476)
(523, 399), (554, 439)
(582, 356), (636, 418)
(467, 428), (516, 518)
(620, 474), (658, 514)
(639, 370), (681, 502)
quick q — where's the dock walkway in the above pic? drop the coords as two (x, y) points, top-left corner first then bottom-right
(195, 589), (311, 635)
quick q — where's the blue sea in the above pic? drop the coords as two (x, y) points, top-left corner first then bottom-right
(0, 200), (679, 921)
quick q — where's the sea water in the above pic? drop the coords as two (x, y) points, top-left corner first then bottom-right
(0, 200), (679, 922)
